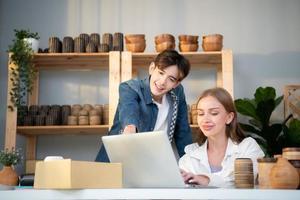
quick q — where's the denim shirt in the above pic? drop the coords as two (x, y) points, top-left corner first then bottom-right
(95, 76), (192, 162)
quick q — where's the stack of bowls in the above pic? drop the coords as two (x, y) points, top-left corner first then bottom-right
(154, 34), (175, 52)
(234, 158), (254, 188)
(178, 35), (199, 52)
(202, 34), (223, 51)
(125, 34), (146, 52)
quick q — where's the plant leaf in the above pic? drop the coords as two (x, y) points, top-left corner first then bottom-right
(235, 99), (259, 120)
(254, 87), (276, 103)
(256, 99), (276, 125)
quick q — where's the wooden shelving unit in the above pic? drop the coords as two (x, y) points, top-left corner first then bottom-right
(5, 50), (233, 171)
(5, 52), (121, 166)
(121, 50), (234, 135)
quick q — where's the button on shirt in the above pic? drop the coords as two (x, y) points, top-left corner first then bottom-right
(178, 137), (265, 188)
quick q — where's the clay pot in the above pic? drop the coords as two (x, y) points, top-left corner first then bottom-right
(257, 157), (277, 189)
(126, 43), (146, 53)
(68, 115), (78, 125)
(178, 35), (198, 43)
(155, 34), (175, 45)
(179, 44), (199, 52)
(270, 157), (299, 189)
(125, 34), (145, 44)
(89, 115), (101, 125)
(202, 34), (223, 51)
(282, 147), (300, 188)
(0, 166), (19, 186)
(155, 41), (175, 52)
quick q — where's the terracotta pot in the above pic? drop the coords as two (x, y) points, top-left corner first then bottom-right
(257, 157), (277, 189)
(0, 166), (19, 186)
(270, 157), (299, 189)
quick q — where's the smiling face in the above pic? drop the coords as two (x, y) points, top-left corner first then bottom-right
(197, 96), (234, 139)
(149, 64), (180, 102)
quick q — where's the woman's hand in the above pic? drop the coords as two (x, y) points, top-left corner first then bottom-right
(180, 169), (210, 186)
(123, 124), (137, 134)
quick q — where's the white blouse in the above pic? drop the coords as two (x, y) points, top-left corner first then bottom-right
(178, 137), (265, 187)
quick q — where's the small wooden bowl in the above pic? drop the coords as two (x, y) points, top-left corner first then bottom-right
(202, 42), (223, 51)
(155, 34), (175, 45)
(125, 34), (145, 44)
(155, 41), (175, 52)
(202, 34), (223, 43)
(126, 43), (146, 52)
(179, 44), (198, 52)
(178, 35), (198, 43)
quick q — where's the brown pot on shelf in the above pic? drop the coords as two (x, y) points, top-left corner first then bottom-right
(0, 166), (19, 186)
(269, 157), (299, 189)
(282, 147), (300, 188)
(257, 157), (277, 189)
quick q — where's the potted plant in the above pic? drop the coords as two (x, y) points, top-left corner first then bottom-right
(0, 148), (22, 186)
(234, 86), (300, 157)
(235, 87), (300, 188)
(7, 29), (40, 111)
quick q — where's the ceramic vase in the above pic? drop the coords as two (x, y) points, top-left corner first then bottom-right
(0, 166), (19, 186)
(270, 157), (299, 189)
(23, 38), (39, 53)
(257, 157), (277, 189)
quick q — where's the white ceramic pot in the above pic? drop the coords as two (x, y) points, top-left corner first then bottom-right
(23, 38), (39, 53)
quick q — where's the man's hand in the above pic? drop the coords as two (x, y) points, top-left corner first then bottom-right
(123, 124), (137, 134)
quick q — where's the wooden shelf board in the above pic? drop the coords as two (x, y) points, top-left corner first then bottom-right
(17, 125), (109, 136)
(17, 124), (198, 136)
(130, 51), (222, 68)
(33, 53), (110, 69)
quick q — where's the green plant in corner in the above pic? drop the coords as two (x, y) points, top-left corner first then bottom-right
(0, 148), (22, 167)
(7, 29), (40, 111)
(234, 87), (285, 157)
(281, 117), (300, 148)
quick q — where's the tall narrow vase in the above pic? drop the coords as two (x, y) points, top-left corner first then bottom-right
(0, 166), (19, 186)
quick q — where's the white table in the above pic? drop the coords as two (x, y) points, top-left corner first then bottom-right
(1, 188), (300, 200)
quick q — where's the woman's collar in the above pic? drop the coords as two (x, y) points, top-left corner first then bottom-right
(189, 138), (239, 160)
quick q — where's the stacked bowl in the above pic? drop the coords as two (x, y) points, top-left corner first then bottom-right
(202, 34), (223, 51)
(155, 34), (175, 52)
(125, 34), (146, 52)
(234, 158), (254, 188)
(178, 35), (199, 52)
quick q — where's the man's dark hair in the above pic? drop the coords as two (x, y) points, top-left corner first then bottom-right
(154, 50), (190, 81)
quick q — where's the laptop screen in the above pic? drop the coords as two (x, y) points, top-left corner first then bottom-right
(102, 131), (185, 188)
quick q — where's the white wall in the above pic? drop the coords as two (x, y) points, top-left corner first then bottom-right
(1, 0), (300, 172)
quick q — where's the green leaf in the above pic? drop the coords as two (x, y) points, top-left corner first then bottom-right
(254, 87), (276, 103)
(275, 96), (283, 107)
(284, 119), (300, 146)
(235, 99), (259, 120)
(239, 123), (261, 134)
(256, 99), (276, 125)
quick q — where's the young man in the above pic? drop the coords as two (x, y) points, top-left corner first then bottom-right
(95, 50), (192, 162)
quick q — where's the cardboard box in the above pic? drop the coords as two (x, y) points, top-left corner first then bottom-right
(34, 159), (122, 189)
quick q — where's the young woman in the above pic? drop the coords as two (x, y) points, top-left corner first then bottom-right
(96, 50), (193, 162)
(179, 88), (264, 187)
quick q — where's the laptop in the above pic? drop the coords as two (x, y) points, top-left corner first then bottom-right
(102, 131), (186, 188)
